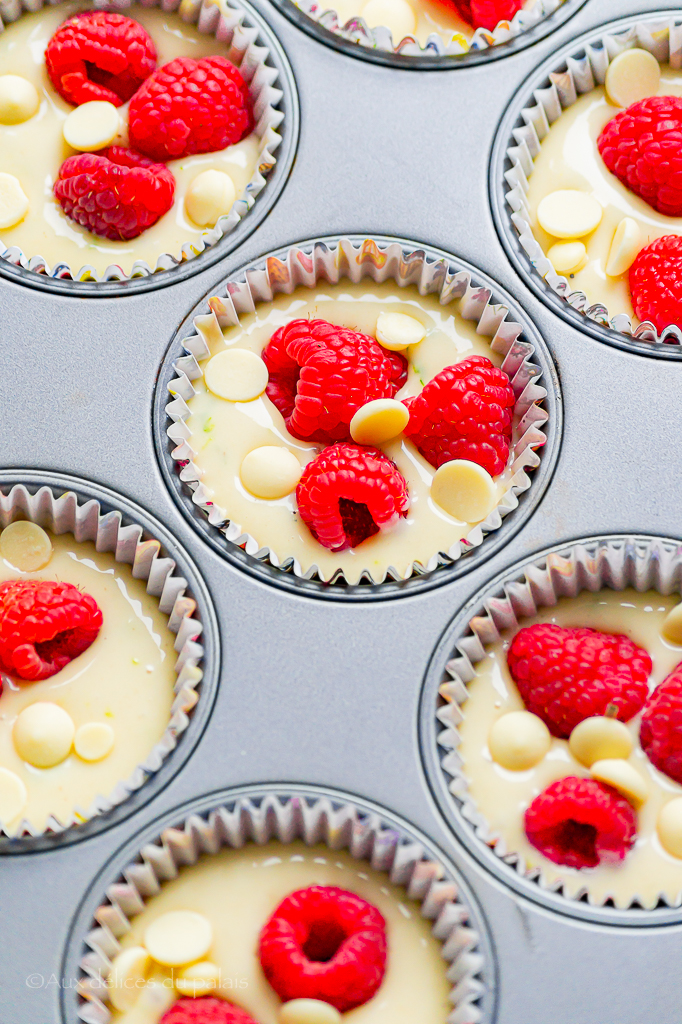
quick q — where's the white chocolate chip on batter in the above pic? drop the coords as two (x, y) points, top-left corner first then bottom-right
(204, 349), (269, 402)
(431, 459), (497, 523)
(0, 767), (27, 825)
(280, 1000), (343, 1024)
(63, 101), (121, 151)
(13, 702), (75, 768)
(107, 947), (151, 1012)
(657, 797), (682, 858)
(0, 521), (52, 571)
(0, 172), (29, 230)
(361, 0), (416, 39)
(240, 446), (302, 500)
(0, 74), (39, 124)
(662, 602), (682, 645)
(547, 241), (587, 275)
(606, 217), (641, 277)
(185, 168), (237, 227)
(350, 398), (409, 445)
(144, 910), (213, 967)
(114, 977), (175, 1023)
(488, 711), (551, 771)
(74, 722), (115, 762)
(375, 310), (426, 350)
(590, 758), (648, 808)
(605, 48), (661, 109)
(175, 960), (222, 997)
(537, 190), (602, 239)
(568, 716), (634, 767)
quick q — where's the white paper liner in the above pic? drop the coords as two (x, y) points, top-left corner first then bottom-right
(435, 534), (682, 909)
(0, 0), (285, 283)
(76, 792), (487, 1024)
(0, 482), (205, 839)
(294, 0), (565, 58)
(503, 15), (682, 345)
(165, 236), (550, 585)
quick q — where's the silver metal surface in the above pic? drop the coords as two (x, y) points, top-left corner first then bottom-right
(3, 0), (682, 1021)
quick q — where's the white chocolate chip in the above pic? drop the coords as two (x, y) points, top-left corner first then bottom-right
(114, 978), (175, 1023)
(547, 241), (587, 275)
(0, 172), (29, 230)
(0, 521), (52, 572)
(361, 0), (416, 39)
(107, 947), (151, 1012)
(568, 716), (634, 767)
(657, 797), (682, 858)
(606, 217), (641, 277)
(143, 910), (213, 967)
(0, 767), (27, 825)
(204, 348), (268, 402)
(240, 446), (302, 499)
(350, 398), (409, 445)
(185, 169), (237, 227)
(63, 101), (121, 152)
(537, 190), (602, 239)
(662, 602), (682, 645)
(13, 702), (74, 768)
(74, 722), (115, 762)
(280, 1000), (343, 1024)
(590, 758), (648, 808)
(431, 459), (498, 523)
(375, 311), (426, 350)
(605, 48), (661, 109)
(0, 74), (39, 125)
(175, 961), (222, 997)
(488, 711), (551, 771)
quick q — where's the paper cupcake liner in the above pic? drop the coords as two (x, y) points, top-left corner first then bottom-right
(290, 0), (567, 59)
(501, 14), (682, 346)
(433, 534), (682, 912)
(75, 790), (488, 1024)
(0, 0), (286, 284)
(0, 481), (206, 840)
(164, 235), (551, 586)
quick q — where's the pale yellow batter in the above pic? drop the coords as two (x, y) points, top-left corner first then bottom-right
(183, 281), (523, 585)
(527, 69), (682, 323)
(109, 841), (453, 1024)
(0, 2), (262, 276)
(0, 531), (176, 834)
(456, 589), (682, 908)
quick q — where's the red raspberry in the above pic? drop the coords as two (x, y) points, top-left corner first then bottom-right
(403, 355), (514, 477)
(54, 146), (175, 241)
(160, 999), (259, 1024)
(524, 776), (637, 869)
(259, 886), (387, 1012)
(296, 442), (409, 551)
(263, 319), (408, 445)
(640, 665), (682, 784)
(629, 235), (682, 333)
(507, 624), (651, 739)
(448, 0), (523, 30)
(0, 580), (102, 681)
(45, 12), (156, 107)
(128, 56), (253, 162)
(598, 96), (682, 217)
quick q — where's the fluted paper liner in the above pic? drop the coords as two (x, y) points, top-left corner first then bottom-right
(0, 0), (285, 284)
(76, 792), (487, 1024)
(0, 483), (205, 839)
(435, 534), (682, 909)
(294, 0), (566, 58)
(503, 15), (682, 345)
(165, 236), (550, 585)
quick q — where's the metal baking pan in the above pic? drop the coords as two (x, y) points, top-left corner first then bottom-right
(4, 0), (682, 1021)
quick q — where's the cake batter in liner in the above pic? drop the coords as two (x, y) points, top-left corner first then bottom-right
(76, 791), (487, 1024)
(165, 236), (550, 585)
(0, 482), (205, 839)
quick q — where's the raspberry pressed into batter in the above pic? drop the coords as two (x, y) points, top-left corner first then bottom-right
(629, 235), (682, 333)
(160, 998), (259, 1024)
(448, 0), (524, 30)
(640, 665), (682, 785)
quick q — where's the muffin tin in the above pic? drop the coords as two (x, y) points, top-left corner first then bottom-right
(4, 0), (682, 1022)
